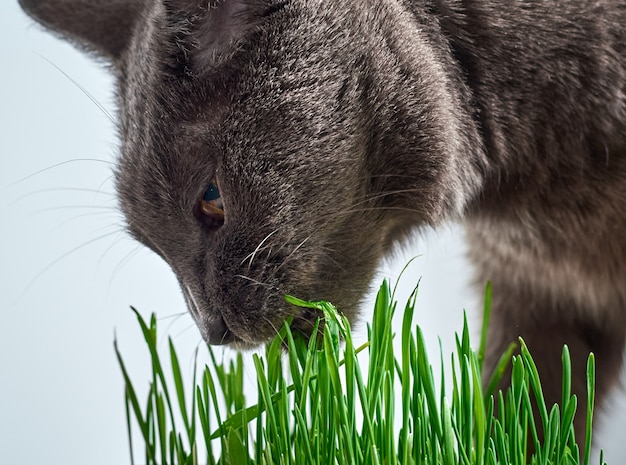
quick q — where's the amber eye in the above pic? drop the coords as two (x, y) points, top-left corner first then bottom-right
(199, 179), (224, 226)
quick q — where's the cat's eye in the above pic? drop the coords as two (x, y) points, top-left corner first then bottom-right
(198, 179), (224, 227)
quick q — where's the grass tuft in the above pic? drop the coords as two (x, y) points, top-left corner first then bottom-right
(115, 278), (606, 464)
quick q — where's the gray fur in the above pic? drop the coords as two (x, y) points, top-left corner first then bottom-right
(20, 0), (626, 443)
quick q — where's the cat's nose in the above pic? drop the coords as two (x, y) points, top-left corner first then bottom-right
(183, 284), (234, 345)
(205, 314), (234, 345)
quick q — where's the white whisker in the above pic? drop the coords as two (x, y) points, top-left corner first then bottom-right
(100, 232), (133, 275)
(30, 205), (117, 216)
(17, 230), (121, 302)
(7, 158), (114, 187)
(52, 211), (119, 231)
(35, 53), (117, 125)
(9, 187), (115, 206)
(273, 236), (311, 274)
(233, 274), (275, 289)
(241, 229), (279, 272)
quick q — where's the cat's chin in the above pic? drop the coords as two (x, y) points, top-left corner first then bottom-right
(227, 323), (326, 353)
(226, 338), (262, 351)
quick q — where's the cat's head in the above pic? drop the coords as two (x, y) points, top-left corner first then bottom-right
(21, 0), (473, 346)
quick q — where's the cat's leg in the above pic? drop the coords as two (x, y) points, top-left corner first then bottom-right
(483, 279), (626, 450)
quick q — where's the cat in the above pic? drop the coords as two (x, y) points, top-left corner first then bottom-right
(20, 0), (626, 446)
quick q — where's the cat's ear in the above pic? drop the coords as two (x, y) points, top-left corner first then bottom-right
(165, 0), (276, 70)
(19, 0), (146, 63)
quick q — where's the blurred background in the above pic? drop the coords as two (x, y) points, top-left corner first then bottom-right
(2, 2), (625, 464)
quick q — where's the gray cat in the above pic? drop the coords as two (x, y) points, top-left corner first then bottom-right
(20, 0), (626, 445)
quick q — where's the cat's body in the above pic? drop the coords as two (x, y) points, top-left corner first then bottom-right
(20, 0), (626, 443)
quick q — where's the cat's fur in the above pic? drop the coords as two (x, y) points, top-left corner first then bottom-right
(20, 0), (626, 442)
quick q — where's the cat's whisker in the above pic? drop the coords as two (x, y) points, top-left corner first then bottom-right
(17, 230), (122, 303)
(107, 243), (144, 292)
(313, 204), (428, 223)
(273, 236), (311, 275)
(288, 309), (322, 338)
(362, 188), (432, 202)
(265, 244), (274, 265)
(262, 315), (282, 340)
(329, 188), (427, 213)
(367, 173), (415, 180)
(158, 311), (191, 321)
(317, 248), (347, 273)
(264, 233), (292, 260)
(30, 205), (117, 214)
(9, 187), (115, 206)
(242, 229), (279, 272)
(94, 174), (117, 198)
(35, 53), (117, 126)
(51, 210), (120, 231)
(7, 158), (114, 187)
(233, 274), (276, 291)
(169, 319), (202, 343)
(98, 230), (132, 273)
(90, 219), (127, 236)
(246, 243), (277, 267)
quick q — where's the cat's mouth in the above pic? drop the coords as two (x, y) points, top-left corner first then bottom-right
(183, 280), (323, 350)
(183, 284), (324, 347)
(289, 307), (325, 340)
(207, 306), (324, 349)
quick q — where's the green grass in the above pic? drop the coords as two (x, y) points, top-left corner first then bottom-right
(115, 279), (605, 465)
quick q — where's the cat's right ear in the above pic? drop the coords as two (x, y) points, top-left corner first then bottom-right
(19, 0), (146, 63)
(165, 0), (277, 71)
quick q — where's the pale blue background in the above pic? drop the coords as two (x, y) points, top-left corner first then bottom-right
(2, 2), (625, 464)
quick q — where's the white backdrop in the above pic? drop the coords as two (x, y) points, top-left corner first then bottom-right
(2, 2), (625, 464)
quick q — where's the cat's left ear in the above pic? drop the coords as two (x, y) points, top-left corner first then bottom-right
(19, 0), (147, 63)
